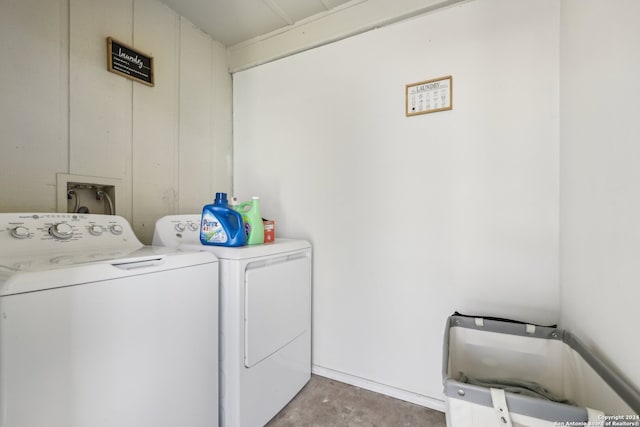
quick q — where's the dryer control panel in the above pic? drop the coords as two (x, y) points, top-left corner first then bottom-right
(152, 214), (202, 247)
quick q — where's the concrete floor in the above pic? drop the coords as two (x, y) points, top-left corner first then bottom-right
(266, 375), (446, 427)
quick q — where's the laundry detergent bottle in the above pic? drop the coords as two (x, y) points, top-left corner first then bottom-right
(234, 196), (264, 245)
(200, 192), (247, 246)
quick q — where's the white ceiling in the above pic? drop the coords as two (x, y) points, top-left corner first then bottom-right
(158, 0), (355, 47)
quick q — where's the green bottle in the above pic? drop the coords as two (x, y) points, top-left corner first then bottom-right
(235, 196), (264, 245)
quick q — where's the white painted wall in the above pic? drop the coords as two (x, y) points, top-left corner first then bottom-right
(5, 0), (637, 412)
(560, 0), (640, 398)
(234, 0), (560, 404)
(0, 0), (232, 244)
(228, 0), (468, 72)
(0, 0), (69, 211)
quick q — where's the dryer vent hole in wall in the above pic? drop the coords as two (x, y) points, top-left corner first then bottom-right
(66, 184), (115, 215)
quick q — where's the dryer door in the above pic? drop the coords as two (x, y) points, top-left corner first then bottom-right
(244, 251), (311, 368)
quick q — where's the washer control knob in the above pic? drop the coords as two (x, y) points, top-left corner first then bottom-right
(175, 223), (186, 232)
(10, 226), (30, 239)
(188, 222), (199, 232)
(88, 225), (104, 236)
(49, 223), (73, 240)
(110, 224), (123, 235)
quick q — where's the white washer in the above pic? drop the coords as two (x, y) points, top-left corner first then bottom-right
(0, 213), (219, 427)
(153, 215), (311, 427)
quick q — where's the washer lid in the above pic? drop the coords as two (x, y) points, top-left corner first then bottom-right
(0, 246), (217, 297)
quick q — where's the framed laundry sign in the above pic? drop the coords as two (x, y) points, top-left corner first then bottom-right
(406, 75), (452, 116)
(106, 37), (154, 86)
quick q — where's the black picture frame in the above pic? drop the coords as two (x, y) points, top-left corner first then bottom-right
(107, 37), (154, 87)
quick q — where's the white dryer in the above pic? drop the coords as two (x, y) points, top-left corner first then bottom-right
(0, 213), (218, 427)
(153, 215), (311, 427)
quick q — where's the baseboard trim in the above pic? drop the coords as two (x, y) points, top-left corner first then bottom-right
(311, 365), (446, 413)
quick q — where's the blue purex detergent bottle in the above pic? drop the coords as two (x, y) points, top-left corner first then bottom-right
(200, 192), (247, 246)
